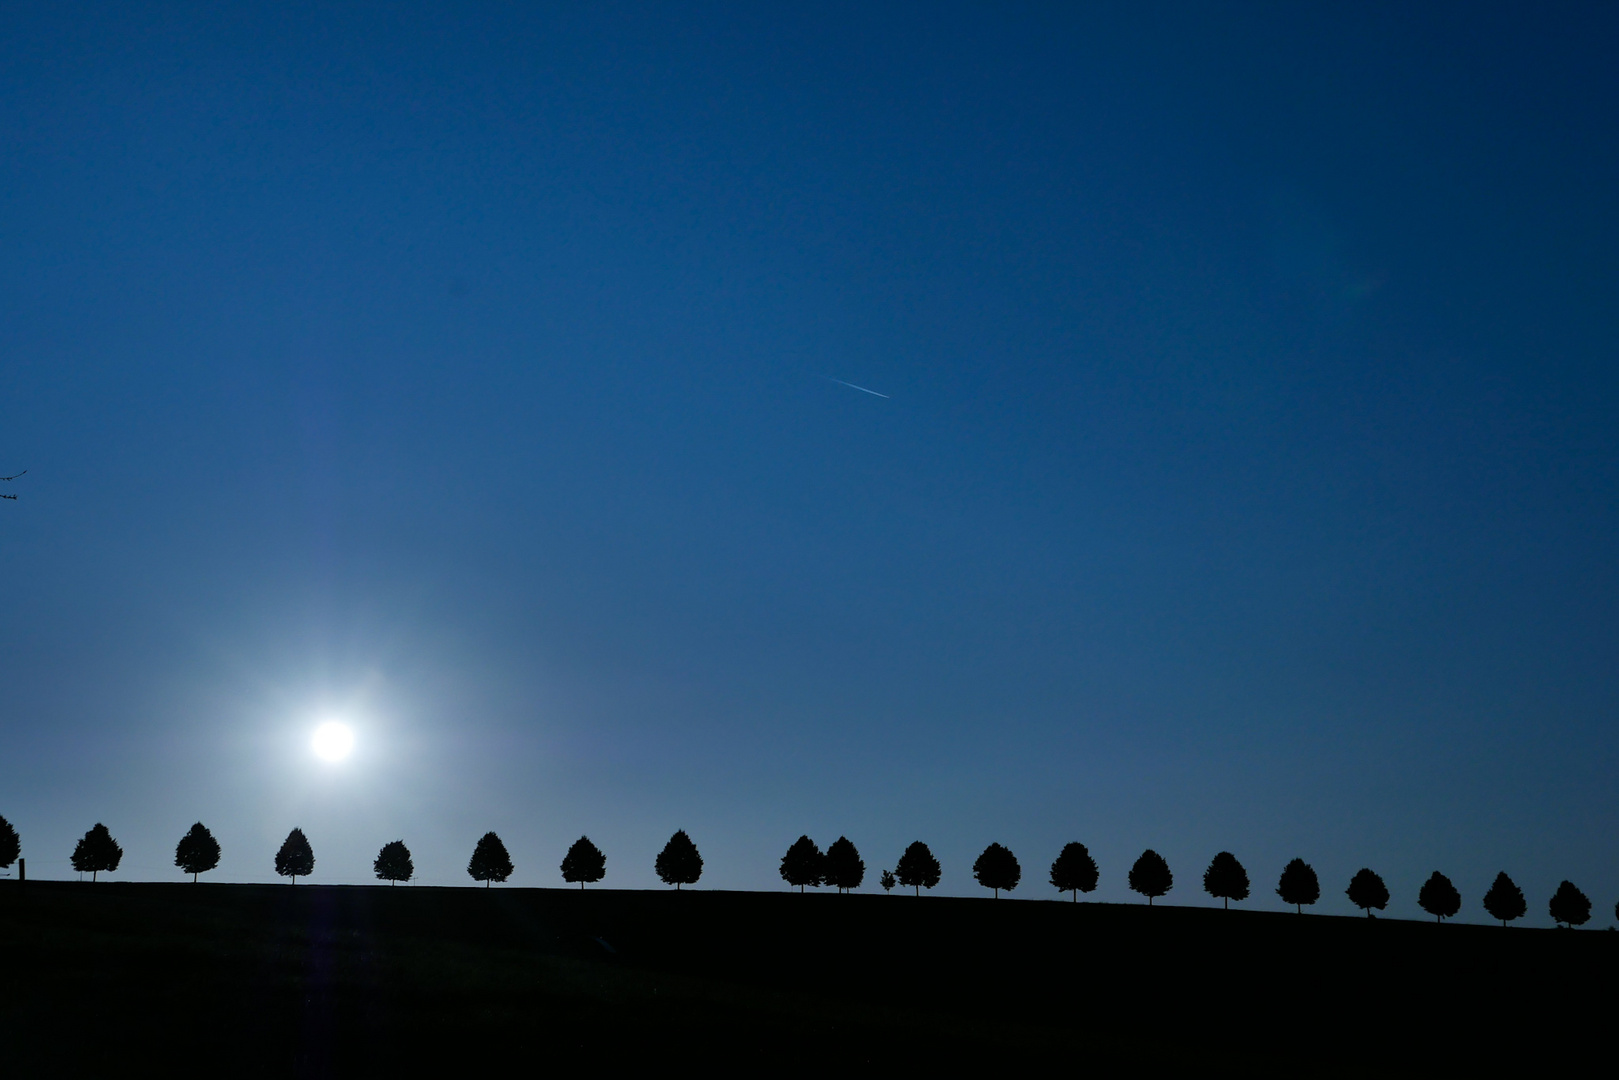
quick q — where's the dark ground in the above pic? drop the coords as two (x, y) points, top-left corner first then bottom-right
(1, 880), (1611, 1074)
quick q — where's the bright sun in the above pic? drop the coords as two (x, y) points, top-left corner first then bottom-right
(312, 721), (355, 762)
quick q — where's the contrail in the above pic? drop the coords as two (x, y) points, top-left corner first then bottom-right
(823, 377), (890, 399)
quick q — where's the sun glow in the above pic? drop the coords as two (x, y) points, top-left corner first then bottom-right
(312, 720), (355, 762)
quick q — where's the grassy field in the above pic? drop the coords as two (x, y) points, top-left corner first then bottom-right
(1, 880), (1610, 1073)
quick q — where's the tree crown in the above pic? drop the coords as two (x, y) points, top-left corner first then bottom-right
(561, 836), (607, 884)
(972, 843), (1021, 894)
(274, 828), (315, 880)
(1127, 849), (1172, 900)
(895, 841), (941, 891)
(72, 823), (124, 875)
(1276, 858), (1321, 909)
(1548, 880), (1591, 927)
(374, 840), (414, 883)
(1203, 851), (1250, 904)
(1482, 872), (1526, 924)
(780, 835), (825, 889)
(1049, 842), (1099, 895)
(823, 836), (865, 891)
(655, 830), (703, 887)
(1417, 871), (1461, 921)
(467, 832), (513, 884)
(175, 822), (221, 877)
(0, 814), (19, 869)
(1346, 868), (1389, 913)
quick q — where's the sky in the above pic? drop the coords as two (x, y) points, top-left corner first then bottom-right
(1, 3), (1616, 923)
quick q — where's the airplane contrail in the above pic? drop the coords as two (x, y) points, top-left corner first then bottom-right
(824, 377), (890, 399)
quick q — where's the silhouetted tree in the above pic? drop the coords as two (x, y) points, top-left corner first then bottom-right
(561, 836), (606, 888)
(274, 828), (315, 884)
(0, 814), (18, 871)
(824, 836), (865, 892)
(174, 822), (221, 882)
(880, 869), (896, 893)
(467, 832), (513, 887)
(1049, 842), (1099, 901)
(972, 843), (1021, 897)
(71, 823), (123, 882)
(1482, 872), (1526, 927)
(895, 841), (941, 896)
(1276, 859), (1320, 914)
(1548, 880), (1591, 928)
(655, 830), (703, 889)
(1128, 849), (1172, 905)
(1203, 852), (1250, 909)
(1346, 868), (1389, 917)
(374, 840), (413, 884)
(1418, 871), (1461, 922)
(780, 836), (825, 892)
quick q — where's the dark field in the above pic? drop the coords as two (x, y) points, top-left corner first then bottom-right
(1, 880), (1610, 1073)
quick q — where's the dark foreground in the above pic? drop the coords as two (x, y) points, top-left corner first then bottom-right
(1, 881), (1611, 1074)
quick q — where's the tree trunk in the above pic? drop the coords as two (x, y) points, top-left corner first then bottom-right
(1223, 898), (1228, 910)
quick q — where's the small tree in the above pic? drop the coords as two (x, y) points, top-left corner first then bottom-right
(0, 814), (19, 872)
(1482, 872), (1526, 927)
(1049, 842), (1099, 901)
(467, 832), (513, 887)
(1417, 871), (1461, 922)
(174, 822), (221, 882)
(780, 836), (825, 892)
(1276, 859), (1321, 914)
(71, 823), (124, 882)
(1548, 880), (1591, 928)
(274, 828), (315, 884)
(655, 830), (703, 889)
(1128, 849), (1172, 905)
(824, 836), (865, 892)
(1203, 852), (1250, 910)
(895, 841), (941, 896)
(1346, 868), (1389, 917)
(880, 869), (897, 893)
(972, 843), (1021, 898)
(374, 840), (414, 885)
(560, 836), (606, 889)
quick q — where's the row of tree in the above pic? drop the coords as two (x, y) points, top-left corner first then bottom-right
(0, 815), (1604, 927)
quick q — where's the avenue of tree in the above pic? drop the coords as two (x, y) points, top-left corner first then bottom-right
(0, 813), (1608, 928)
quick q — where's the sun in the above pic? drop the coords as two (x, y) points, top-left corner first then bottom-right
(312, 720), (355, 762)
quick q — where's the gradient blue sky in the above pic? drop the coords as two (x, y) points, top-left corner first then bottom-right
(2, 3), (1615, 922)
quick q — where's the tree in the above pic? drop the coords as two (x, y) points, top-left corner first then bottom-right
(0, 814), (18, 871)
(1417, 871), (1461, 922)
(1346, 868), (1389, 917)
(1128, 849), (1172, 905)
(1049, 842), (1099, 901)
(972, 843), (1021, 898)
(174, 822), (221, 882)
(274, 828), (315, 884)
(374, 840), (414, 885)
(1276, 859), (1321, 914)
(655, 830), (703, 889)
(824, 836), (865, 893)
(1482, 872), (1526, 927)
(1203, 852), (1250, 910)
(71, 823), (123, 882)
(1548, 880), (1591, 928)
(880, 869), (896, 893)
(895, 841), (941, 896)
(780, 835), (825, 892)
(560, 836), (606, 889)
(467, 832), (513, 887)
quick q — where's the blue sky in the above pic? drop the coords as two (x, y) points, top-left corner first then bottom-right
(2, 3), (1615, 922)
